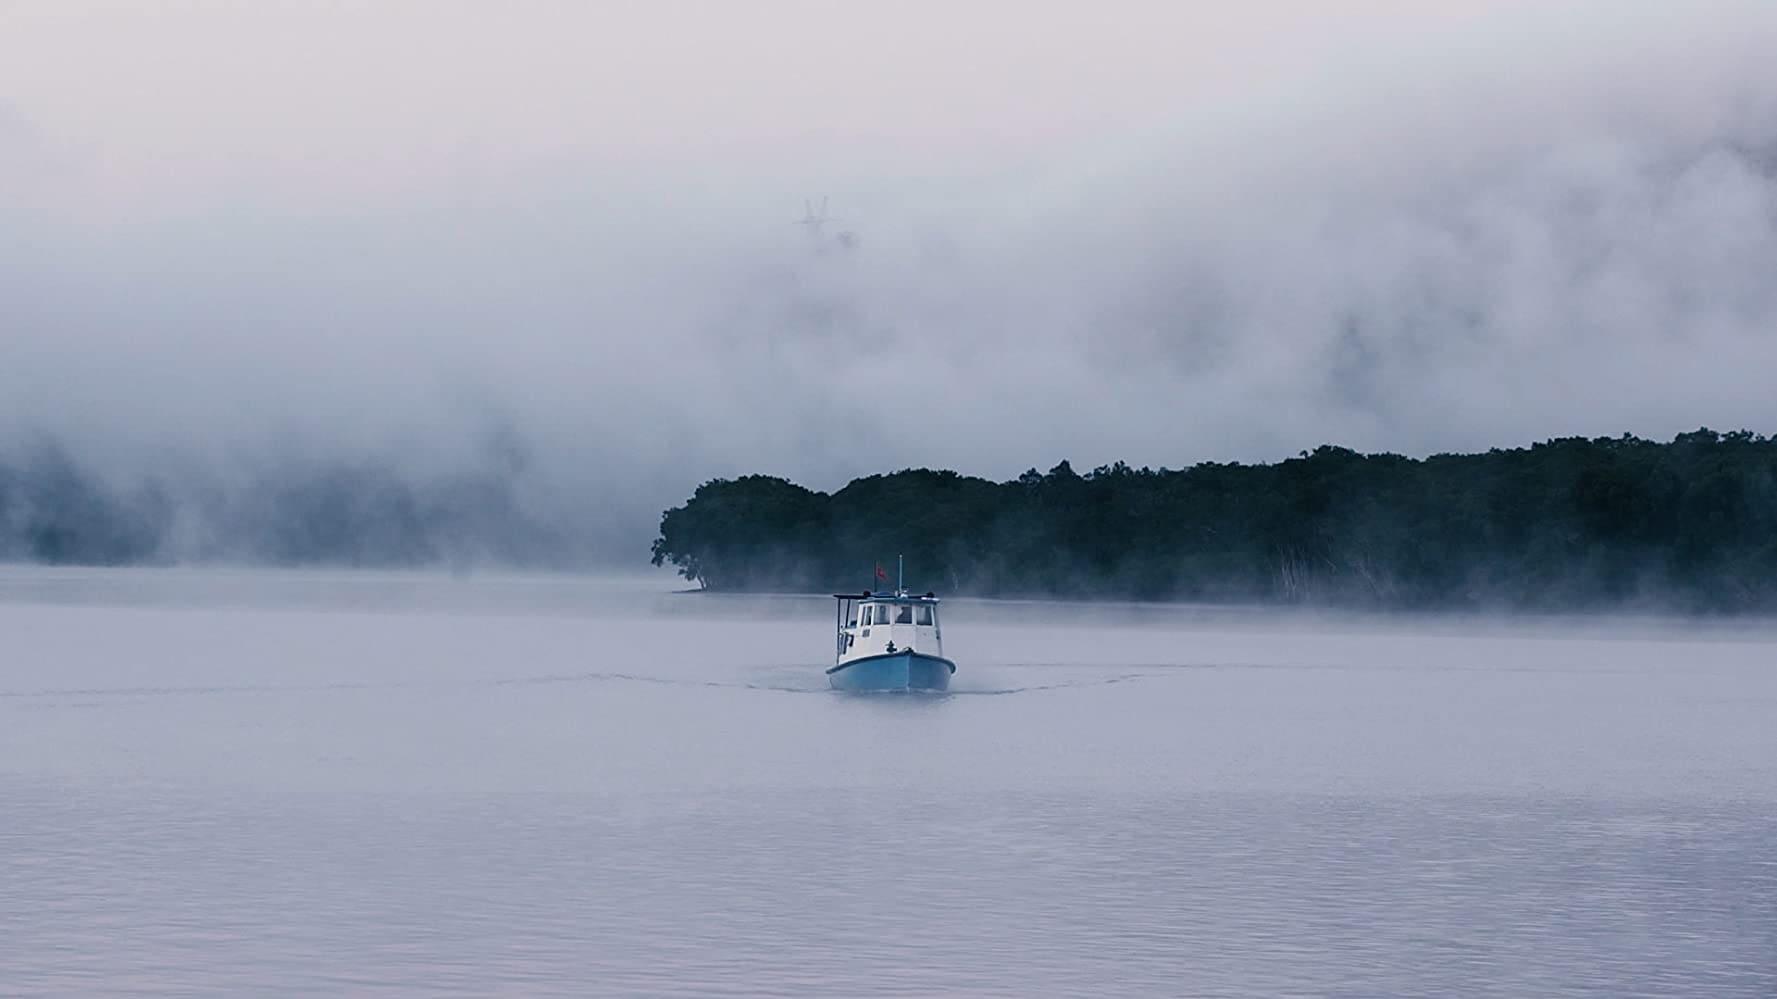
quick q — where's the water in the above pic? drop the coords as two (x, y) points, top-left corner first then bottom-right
(2, 567), (1774, 996)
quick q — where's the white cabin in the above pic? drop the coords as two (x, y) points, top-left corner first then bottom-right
(833, 592), (943, 665)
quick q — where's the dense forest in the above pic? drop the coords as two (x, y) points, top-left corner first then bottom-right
(651, 430), (1777, 611)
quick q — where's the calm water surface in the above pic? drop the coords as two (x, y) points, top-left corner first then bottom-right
(2, 568), (1774, 996)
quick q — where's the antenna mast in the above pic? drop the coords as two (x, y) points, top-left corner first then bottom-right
(795, 196), (831, 238)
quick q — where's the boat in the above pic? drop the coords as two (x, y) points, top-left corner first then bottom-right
(828, 560), (956, 691)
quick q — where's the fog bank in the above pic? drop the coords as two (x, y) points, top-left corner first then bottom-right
(4, 2), (1777, 563)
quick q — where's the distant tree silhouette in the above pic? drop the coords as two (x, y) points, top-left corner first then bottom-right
(651, 429), (1777, 611)
(0, 442), (569, 570)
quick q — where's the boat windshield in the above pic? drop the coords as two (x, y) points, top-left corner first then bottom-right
(859, 602), (934, 625)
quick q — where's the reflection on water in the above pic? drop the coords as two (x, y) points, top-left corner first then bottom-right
(5, 783), (1774, 997)
(2, 568), (1774, 996)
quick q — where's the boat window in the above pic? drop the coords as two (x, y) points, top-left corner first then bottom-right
(894, 604), (913, 624)
(915, 605), (934, 626)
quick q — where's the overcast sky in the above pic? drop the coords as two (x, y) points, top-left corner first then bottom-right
(5, 2), (1777, 550)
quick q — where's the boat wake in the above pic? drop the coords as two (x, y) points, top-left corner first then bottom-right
(950, 672), (1148, 695)
(495, 669), (1157, 696)
(7, 668), (1179, 703)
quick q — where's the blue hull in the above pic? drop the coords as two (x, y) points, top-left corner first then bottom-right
(828, 651), (954, 692)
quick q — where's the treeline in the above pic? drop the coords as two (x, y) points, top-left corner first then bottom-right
(0, 442), (570, 568)
(651, 430), (1777, 611)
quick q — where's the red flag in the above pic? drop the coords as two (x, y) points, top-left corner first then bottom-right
(875, 562), (888, 582)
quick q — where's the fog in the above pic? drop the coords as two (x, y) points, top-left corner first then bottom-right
(6, 566), (1777, 993)
(4, 1), (1777, 564)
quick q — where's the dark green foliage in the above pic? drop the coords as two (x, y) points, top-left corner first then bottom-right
(651, 429), (1777, 611)
(650, 475), (829, 590)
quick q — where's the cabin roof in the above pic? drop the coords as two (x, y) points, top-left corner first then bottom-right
(832, 591), (939, 603)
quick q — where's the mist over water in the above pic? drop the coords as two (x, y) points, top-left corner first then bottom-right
(7, 7), (1777, 989)
(3, 568), (1775, 995)
(5, 3), (1777, 562)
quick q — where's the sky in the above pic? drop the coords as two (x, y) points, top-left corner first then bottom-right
(4, 1), (1777, 558)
